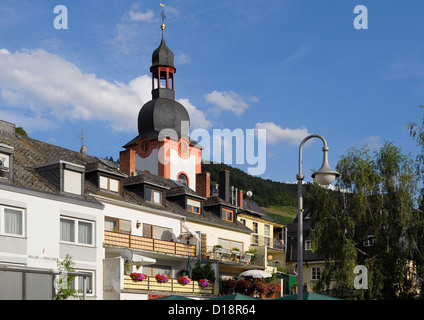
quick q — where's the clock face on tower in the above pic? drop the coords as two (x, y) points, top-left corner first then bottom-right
(178, 139), (189, 157)
(140, 139), (150, 155)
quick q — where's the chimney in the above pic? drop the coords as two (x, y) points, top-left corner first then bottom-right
(218, 170), (230, 202)
(237, 189), (243, 208)
(196, 172), (210, 198)
(119, 149), (136, 176)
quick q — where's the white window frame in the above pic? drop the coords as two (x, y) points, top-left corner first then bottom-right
(252, 222), (259, 245)
(145, 187), (163, 205)
(63, 169), (82, 195)
(60, 217), (94, 246)
(264, 224), (271, 247)
(99, 175), (121, 194)
(311, 266), (321, 281)
(70, 270), (95, 296)
(187, 198), (201, 214)
(305, 240), (312, 250)
(0, 205), (25, 237)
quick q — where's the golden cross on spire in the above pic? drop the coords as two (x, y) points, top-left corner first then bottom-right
(160, 3), (166, 30)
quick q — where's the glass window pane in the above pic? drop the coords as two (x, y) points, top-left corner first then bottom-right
(99, 176), (108, 189)
(145, 188), (152, 202)
(4, 208), (23, 235)
(153, 190), (161, 204)
(60, 218), (75, 242)
(109, 179), (119, 193)
(78, 221), (93, 245)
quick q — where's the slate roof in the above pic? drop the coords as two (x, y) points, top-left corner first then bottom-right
(0, 121), (252, 234)
(285, 211), (321, 262)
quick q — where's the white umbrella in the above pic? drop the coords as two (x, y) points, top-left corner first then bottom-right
(239, 269), (272, 278)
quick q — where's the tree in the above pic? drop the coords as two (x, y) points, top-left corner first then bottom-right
(55, 254), (81, 300)
(191, 261), (216, 282)
(307, 142), (419, 299)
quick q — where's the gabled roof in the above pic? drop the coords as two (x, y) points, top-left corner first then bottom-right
(0, 124), (253, 234)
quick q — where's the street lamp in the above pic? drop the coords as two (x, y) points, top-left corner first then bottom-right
(296, 134), (339, 300)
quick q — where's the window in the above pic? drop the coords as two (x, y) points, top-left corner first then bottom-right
(143, 223), (173, 241)
(178, 173), (188, 186)
(364, 235), (375, 247)
(104, 217), (131, 234)
(239, 218), (246, 225)
(305, 240), (312, 250)
(0, 206), (25, 236)
(187, 199), (201, 214)
(63, 169), (82, 195)
(218, 238), (243, 251)
(0, 144), (13, 179)
(69, 272), (94, 295)
(60, 217), (94, 245)
(145, 187), (162, 205)
(311, 267), (321, 281)
(144, 264), (171, 277)
(100, 176), (120, 194)
(221, 208), (234, 222)
(264, 224), (271, 247)
(252, 222), (259, 245)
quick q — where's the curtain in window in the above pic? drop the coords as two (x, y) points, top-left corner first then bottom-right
(78, 221), (92, 245)
(4, 208), (22, 235)
(153, 190), (161, 203)
(60, 218), (75, 242)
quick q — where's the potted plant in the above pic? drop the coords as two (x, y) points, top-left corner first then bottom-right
(177, 275), (192, 285)
(155, 274), (171, 283)
(198, 279), (211, 287)
(130, 272), (148, 281)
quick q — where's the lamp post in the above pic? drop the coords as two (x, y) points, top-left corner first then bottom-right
(296, 134), (339, 300)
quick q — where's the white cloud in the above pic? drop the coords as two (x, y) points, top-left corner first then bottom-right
(128, 9), (154, 22)
(204, 90), (258, 116)
(363, 135), (383, 151)
(255, 121), (309, 145)
(177, 98), (212, 130)
(175, 52), (191, 65)
(0, 48), (152, 133)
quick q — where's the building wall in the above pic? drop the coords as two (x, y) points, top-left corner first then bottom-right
(237, 215), (274, 246)
(135, 149), (159, 175)
(185, 220), (251, 253)
(0, 187), (104, 299)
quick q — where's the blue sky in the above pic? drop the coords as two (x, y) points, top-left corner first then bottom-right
(0, 0), (423, 184)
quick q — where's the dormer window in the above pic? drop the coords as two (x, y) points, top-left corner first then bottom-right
(100, 175), (121, 194)
(145, 186), (163, 205)
(62, 162), (84, 195)
(187, 198), (201, 214)
(221, 208), (234, 222)
(0, 144), (13, 180)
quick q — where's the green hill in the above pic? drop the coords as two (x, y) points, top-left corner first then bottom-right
(202, 162), (299, 224)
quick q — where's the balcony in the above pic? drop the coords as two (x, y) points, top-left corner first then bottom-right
(205, 246), (255, 265)
(251, 235), (286, 251)
(104, 231), (196, 257)
(123, 275), (214, 296)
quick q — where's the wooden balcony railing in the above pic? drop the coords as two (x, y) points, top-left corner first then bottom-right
(104, 231), (196, 257)
(123, 275), (213, 295)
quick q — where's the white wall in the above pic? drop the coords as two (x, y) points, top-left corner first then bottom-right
(184, 220), (251, 251)
(0, 188), (104, 299)
(169, 149), (197, 190)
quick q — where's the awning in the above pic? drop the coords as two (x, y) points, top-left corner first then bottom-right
(180, 221), (200, 241)
(131, 254), (156, 265)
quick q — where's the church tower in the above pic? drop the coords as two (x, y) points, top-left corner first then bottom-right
(120, 15), (202, 190)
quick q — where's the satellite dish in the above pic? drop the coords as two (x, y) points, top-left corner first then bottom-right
(246, 190), (253, 198)
(121, 249), (133, 263)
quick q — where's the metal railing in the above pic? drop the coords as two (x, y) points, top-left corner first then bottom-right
(205, 246), (255, 265)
